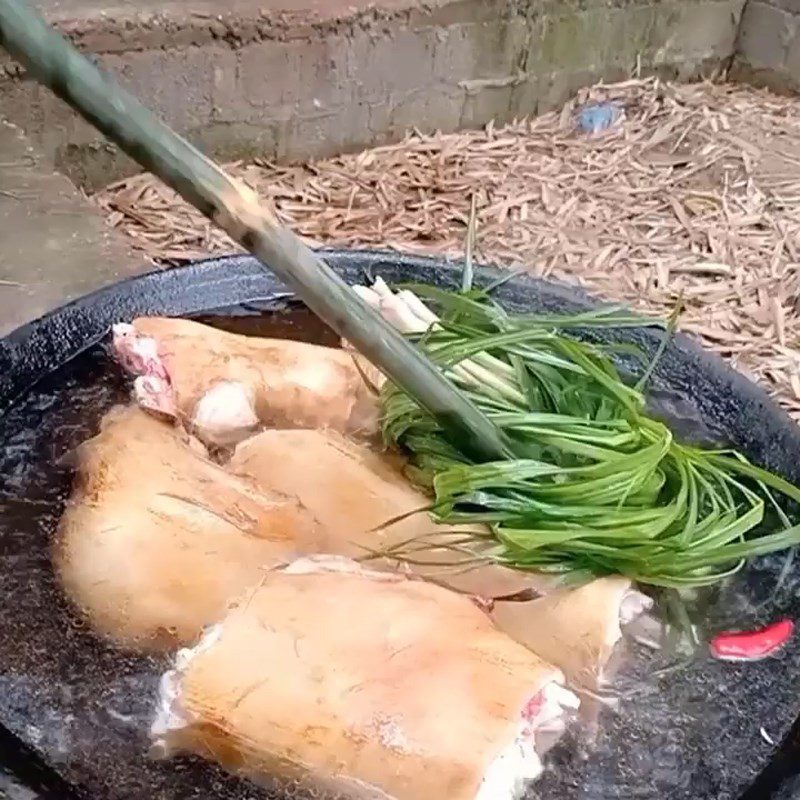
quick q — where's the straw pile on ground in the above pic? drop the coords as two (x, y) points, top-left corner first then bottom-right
(93, 77), (800, 419)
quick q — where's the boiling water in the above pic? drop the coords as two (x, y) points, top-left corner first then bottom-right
(0, 307), (798, 800)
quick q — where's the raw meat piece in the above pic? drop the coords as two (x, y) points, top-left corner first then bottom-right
(229, 428), (652, 687)
(228, 427), (557, 599)
(112, 316), (380, 447)
(152, 556), (579, 800)
(54, 405), (321, 652)
(492, 576), (652, 689)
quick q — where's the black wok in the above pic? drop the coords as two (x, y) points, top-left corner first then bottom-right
(1, 250), (799, 800)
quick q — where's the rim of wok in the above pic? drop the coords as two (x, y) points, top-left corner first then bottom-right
(0, 248), (799, 800)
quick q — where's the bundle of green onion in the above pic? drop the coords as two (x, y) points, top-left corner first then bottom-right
(354, 277), (800, 589)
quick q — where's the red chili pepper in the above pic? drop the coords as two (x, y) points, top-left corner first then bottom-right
(709, 618), (794, 662)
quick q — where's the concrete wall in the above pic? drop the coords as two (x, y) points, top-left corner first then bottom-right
(0, 0), (746, 189)
(733, 0), (800, 91)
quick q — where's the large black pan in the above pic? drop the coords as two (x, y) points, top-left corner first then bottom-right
(1, 250), (800, 800)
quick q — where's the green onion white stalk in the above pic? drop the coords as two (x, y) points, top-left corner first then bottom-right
(353, 278), (524, 404)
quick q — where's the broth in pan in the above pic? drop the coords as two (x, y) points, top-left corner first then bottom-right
(0, 301), (798, 800)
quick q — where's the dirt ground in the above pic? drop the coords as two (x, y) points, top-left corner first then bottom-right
(93, 77), (800, 418)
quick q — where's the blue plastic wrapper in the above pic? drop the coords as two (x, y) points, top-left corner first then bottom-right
(577, 102), (620, 133)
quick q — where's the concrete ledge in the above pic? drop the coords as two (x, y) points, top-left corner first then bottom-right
(0, 118), (148, 335)
(731, 0), (800, 93)
(1, 0), (744, 190)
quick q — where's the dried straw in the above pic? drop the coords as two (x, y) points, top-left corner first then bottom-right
(92, 77), (800, 419)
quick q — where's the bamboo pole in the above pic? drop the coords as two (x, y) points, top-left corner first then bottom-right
(0, 0), (511, 461)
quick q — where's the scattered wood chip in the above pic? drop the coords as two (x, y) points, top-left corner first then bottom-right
(92, 77), (800, 419)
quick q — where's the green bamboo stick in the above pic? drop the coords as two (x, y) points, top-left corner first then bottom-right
(0, 0), (510, 462)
